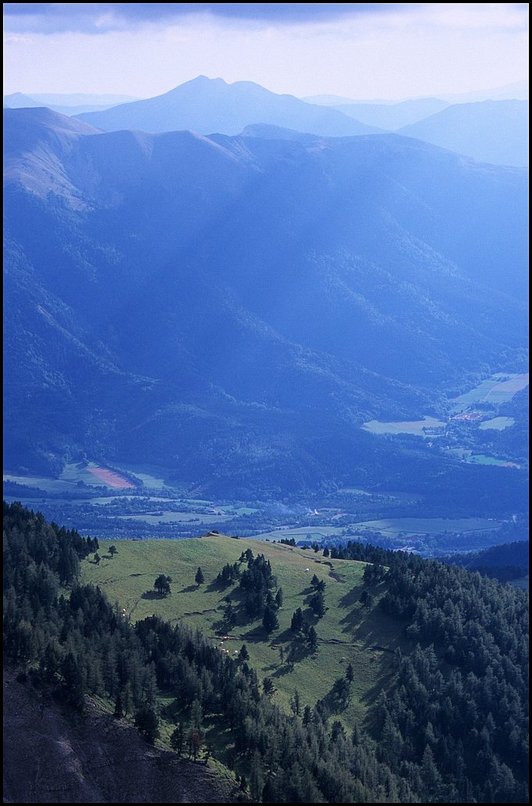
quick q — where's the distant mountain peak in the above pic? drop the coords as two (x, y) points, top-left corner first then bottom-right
(3, 92), (40, 108)
(76, 76), (380, 137)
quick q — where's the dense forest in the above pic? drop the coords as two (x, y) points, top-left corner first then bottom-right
(441, 540), (529, 582)
(3, 502), (529, 802)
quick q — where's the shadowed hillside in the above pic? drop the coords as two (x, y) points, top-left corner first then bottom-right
(4, 107), (528, 498)
(3, 668), (236, 804)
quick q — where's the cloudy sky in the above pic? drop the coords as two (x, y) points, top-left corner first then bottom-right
(3, 3), (529, 100)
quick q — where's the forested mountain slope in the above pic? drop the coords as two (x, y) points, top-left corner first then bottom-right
(4, 108), (528, 497)
(4, 502), (528, 802)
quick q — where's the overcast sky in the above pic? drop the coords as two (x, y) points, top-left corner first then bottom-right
(3, 3), (529, 100)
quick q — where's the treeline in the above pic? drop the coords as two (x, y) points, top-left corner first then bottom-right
(333, 540), (529, 802)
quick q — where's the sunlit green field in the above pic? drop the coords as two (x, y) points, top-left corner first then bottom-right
(82, 535), (408, 727)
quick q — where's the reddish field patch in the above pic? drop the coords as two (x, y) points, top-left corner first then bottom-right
(88, 466), (135, 489)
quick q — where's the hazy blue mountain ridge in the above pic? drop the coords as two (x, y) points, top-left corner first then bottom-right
(329, 97), (450, 130)
(399, 100), (529, 166)
(4, 91), (139, 116)
(76, 75), (381, 136)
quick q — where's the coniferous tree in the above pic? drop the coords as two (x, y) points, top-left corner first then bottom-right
(307, 625), (318, 653)
(188, 727), (203, 761)
(114, 692), (123, 718)
(290, 607), (304, 633)
(263, 603), (279, 633)
(195, 567), (204, 586)
(291, 689), (301, 716)
(134, 704), (159, 744)
(170, 722), (185, 756)
(249, 751), (264, 801)
(309, 589), (325, 618)
(154, 574), (171, 597)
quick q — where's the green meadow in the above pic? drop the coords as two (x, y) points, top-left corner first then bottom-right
(82, 535), (408, 728)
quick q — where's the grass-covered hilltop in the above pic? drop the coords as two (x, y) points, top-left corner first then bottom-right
(3, 501), (529, 803)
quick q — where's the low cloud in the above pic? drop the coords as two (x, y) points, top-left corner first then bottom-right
(3, 3), (408, 34)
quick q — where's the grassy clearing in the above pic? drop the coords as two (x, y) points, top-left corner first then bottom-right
(3, 473), (77, 493)
(82, 535), (408, 728)
(251, 525), (346, 542)
(117, 512), (231, 525)
(450, 372), (529, 411)
(356, 516), (501, 535)
(362, 416), (445, 435)
(254, 516), (501, 543)
(479, 417), (515, 431)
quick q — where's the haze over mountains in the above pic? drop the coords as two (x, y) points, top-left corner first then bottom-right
(4, 91), (138, 116)
(73, 77), (528, 167)
(75, 76), (380, 136)
(4, 104), (528, 496)
(399, 100), (529, 167)
(304, 97), (451, 130)
(6, 76), (528, 166)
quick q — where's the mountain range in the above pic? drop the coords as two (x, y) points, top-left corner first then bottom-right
(75, 76), (379, 136)
(75, 78), (529, 167)
(3, 106), (528, 497)
(313, 98), (451, 131)
(399, 100), (529, 167)
(6, 78), (528, 168)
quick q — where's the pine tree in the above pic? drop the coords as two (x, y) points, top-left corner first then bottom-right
(134, 704), (159, 744)
(154, 574), (171, 597)
(262, 604), (279, 633)
(190, 697), (203, 729)
(195, 567), (204, 586)
(309, 589), (325, 618)
(290, 607), (304, 633)
(307, 625), (318, 653)
(188, 727), (203, 761)
(249, 752), (264, 801)
(171, 722), (185, 756)
(114, 691), (123, 718)
(291, 689), (301, 716)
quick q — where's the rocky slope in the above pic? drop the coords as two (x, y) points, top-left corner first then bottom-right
(3, 669), (236, 804)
